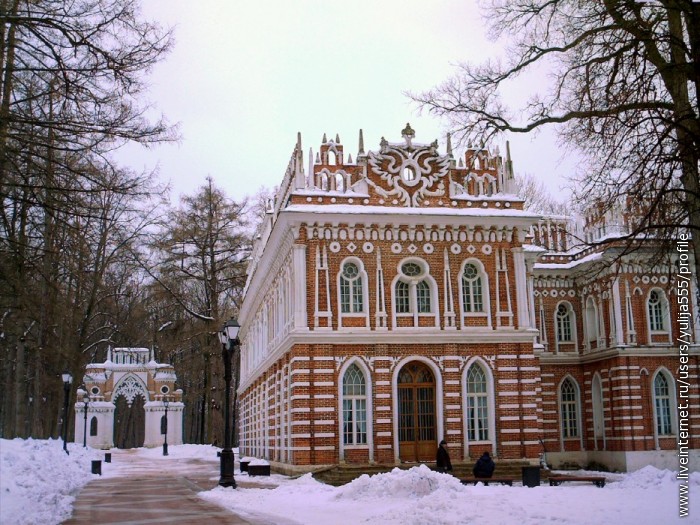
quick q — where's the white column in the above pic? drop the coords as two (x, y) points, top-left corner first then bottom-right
(612, 279), (625, 346)
(512, 248), (530, 329)
(292, 244), (308, 329)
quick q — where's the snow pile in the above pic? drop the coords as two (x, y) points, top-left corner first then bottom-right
(611, 465), (677, 490)
(0, 438), (96, 525)
(337, 465), (463, 500)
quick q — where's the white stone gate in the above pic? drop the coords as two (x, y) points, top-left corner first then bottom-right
(74, 347), (184, 449)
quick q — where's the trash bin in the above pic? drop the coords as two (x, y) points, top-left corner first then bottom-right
(91, 460), (102, 475)
(522, 466), (540, 487)
(104, 453), (112, 463)
(240, 459), (250, 472)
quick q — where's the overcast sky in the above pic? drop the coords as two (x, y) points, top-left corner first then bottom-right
(124, 0), (575, 204)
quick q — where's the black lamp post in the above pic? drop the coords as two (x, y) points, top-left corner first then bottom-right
(61, 371), (72, 455)
(162, 397), (169, 456)
(82, 391), (89, 448)
(218, 318), (240, 488)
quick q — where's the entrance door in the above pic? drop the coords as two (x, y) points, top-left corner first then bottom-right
(113, 394), (145, 449)
(398, 362), (436, 462)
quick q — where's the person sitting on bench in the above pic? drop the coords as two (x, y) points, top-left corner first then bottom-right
(473, 451), (495, 478)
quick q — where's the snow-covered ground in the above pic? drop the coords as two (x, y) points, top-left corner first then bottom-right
(1, 438), (698, 525)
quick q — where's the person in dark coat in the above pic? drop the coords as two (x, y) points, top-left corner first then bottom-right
(436, 439), (453, 473)
(473, 451), (496, 478)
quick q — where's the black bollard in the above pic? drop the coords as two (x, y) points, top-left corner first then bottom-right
(104, 453), (112, 463)
(91, 460), (102, 475)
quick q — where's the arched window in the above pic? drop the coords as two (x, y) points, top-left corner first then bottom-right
(416, 280), (431, 313)
(648, 290), (666, 332)
(90, 416), (98, 437)
(393, 260), (436, 323)
(466, 364), (489, 441)
(556, 303), (573, 342)
(585, 297), (598, 343)
(560, 378), (579, 438)
(396, 281), (410, 313)
(340, 261), (363, 313)
(653, 372), (673, 436)
(461, 263), (484, 313)
(342, 364), (367, 445)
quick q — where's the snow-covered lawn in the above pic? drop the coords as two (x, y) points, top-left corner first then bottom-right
(1, 438), (697, 525)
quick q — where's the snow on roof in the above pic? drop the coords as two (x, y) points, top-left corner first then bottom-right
(284, 203), (540, 219)
(534, 251), (604, 270)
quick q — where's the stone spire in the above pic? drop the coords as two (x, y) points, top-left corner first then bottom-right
(358, 129), (365, 156)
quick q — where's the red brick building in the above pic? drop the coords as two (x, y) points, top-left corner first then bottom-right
(238, 124), (699, 473)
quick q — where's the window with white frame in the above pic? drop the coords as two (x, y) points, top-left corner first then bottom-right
(340, 261), (364, 313)
(654, 372), (673, 435)
(342, 364), (367, 445)
(394, 260), (434, 316)
(648, 290), (666, 332)
(466, 363), (489, 441)
(560, 378), (579, 438)
(461, 263), (484, 313)
(556, 303), (573, 342)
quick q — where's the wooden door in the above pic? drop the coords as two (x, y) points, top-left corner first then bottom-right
(398, 362), (436, 462)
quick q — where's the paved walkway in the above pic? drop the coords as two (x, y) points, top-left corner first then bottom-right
(63, 449), (277, 525)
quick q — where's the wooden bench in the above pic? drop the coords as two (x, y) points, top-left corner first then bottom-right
(461, 477), (515, 486)
(548, 475), (606, 488)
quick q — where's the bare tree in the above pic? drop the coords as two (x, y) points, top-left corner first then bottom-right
(0, 0), (175, 438)
(514, 173), (570, 215)
(411, 1), (699, 276)
(145, 177), (250, 443)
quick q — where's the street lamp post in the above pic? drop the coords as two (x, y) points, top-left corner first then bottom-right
(162, 397), (169, 456)
(218, 318), (240, 488)
(82, 392), (89, 448)
(61, 371), (73, 455)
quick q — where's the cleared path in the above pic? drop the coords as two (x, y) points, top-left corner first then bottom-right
(62, 449), (275, 525)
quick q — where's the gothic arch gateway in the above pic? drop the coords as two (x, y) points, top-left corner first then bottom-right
(74, 347), (184, 449)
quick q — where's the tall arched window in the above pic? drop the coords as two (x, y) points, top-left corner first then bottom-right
(396, 281), (410, 313)
(556, 303), (573, 342)
(653, 372), (673, 436)
(461, 263), (484, 313)
(340, 261), (363, 313)
(343, 364), (367, 445)
(466, 364), (489, 441)
(416, 280), (431, 313)
(560, 378), (579, 438)
(648, 290), (666, 332)
(90, 416), (98, 437)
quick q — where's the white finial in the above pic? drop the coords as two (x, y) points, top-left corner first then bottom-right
(297, 132), (302, 149)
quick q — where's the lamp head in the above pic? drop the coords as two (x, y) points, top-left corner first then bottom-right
(62, 371), (73, 385)
(223, 318), (240, 342)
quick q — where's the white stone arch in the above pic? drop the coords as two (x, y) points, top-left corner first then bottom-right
(75, 349), (184, 450)
(557, 374), (584, 451)
(112, 373), (150, 405)
(457, 258), (492, 328)
(337, 256), (370, 328)
(651, 366), (678, 449)
(461, 356), (497, 458)
(390, 257), (440, 329)
(337, 358), (374, 462)
(591, 372), (606, 450)
(391, 356), (444, 463)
